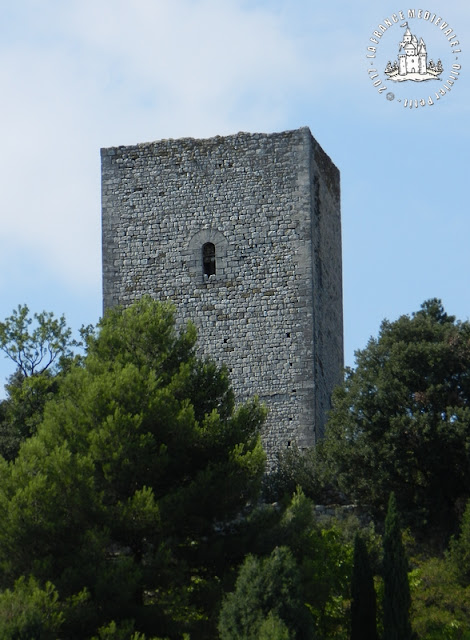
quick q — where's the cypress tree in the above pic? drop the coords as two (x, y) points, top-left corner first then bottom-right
(382, 492), (413, 640)
(351, 533), (378, 640)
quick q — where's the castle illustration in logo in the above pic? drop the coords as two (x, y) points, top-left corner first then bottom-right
(385, 22), (443, 82)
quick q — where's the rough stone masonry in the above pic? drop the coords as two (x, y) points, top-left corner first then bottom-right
(101, 126), (343, 460)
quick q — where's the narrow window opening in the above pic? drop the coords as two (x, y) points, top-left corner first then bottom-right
(202, 242), (216, 277)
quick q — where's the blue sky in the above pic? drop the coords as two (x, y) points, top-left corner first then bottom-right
(0, 0), (469, 389)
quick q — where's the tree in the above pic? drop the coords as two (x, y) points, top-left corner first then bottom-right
(351, 533), (378, 640)
(258, 613), (291, 640)
(410, 557), (470, 640)
(382, 493), (413, 640)
(318, 299), (470, 537)
(0, 577), (64, 639)
(235, 488), (355, 638)
(0, 305), (83, 459)
(0, 304), (78, 377)
(0, 297), (266, 637)
(0, 371), (62, 460)
(447, 499), (470, 586)
(0, 576), (89, 640)
(218, 546), (314, 640)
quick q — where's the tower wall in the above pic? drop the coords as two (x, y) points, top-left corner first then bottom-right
(399, 55), (407, 75)
(101, 127), (343, 459)
(419, 53), (426, 74)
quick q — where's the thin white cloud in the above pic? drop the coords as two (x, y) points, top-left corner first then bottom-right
(0, 0), (321, 289)
(67, 0), (314, 139)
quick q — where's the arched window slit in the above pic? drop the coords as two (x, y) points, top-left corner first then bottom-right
(202, 242), (216, 277)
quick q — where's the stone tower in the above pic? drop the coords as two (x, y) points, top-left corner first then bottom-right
(101, 127), (343, 459)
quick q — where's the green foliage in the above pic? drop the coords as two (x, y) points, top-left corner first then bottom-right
(411, 557), (470, 640)
(92, 620), (135, 639)
(0, 305), (83, 459)
(218, 546), (314, 640)
(84, 297), (196, 379)
(0, 371), (60, 460)
(262, 445), (330, 504)
(238, 489), (355, 639)
(91, 617), (185, 640)
(91, 619), (155, 640)
(284, 499), (352, 638)
(6, 297), (470, 637)
(258, 611), (292, 639)
(382, 493), (413, 640)
(0, 304), (79, 377)
(0, 297), (266, 637)
(447, 500), (470, 587)
(186, 358), (234, 422)
(351, 533), (378, 640)
(0, 576), (87, 639)
(318, 299), (470, 537)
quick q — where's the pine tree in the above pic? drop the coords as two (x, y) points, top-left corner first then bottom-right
(350, 533), (378, 640)
(382, 493), (413, 640)
(0, 297), (267, 637)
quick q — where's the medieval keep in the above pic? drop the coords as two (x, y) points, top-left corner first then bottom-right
(101, 127), (343, 459)
(399, 26), (427, 75)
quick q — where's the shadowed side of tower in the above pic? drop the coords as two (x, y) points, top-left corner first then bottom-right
(101, 127), (343, 460)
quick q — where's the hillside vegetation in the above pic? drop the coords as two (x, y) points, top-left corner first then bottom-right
(0, 297), (469, 639)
